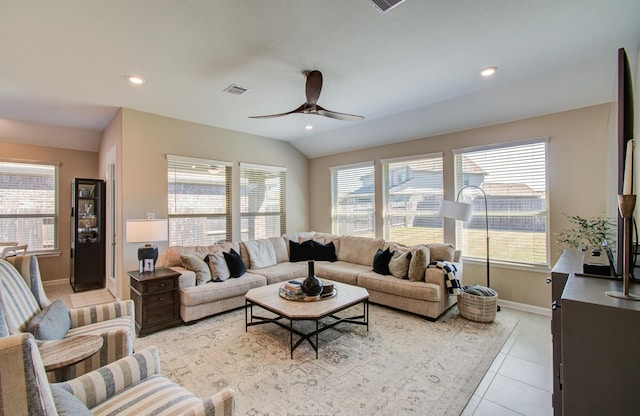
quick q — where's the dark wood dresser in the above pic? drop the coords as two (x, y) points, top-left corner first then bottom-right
(128, 267), (182, 336)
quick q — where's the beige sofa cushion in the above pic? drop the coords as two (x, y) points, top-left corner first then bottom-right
(165, 243), (240, 267)
(337, 236), (384, 266)
(314, 261), (370, 285)
(313, 233), (341, 255)
(357, 271), (441, 302)
(180, 272), (266, 307)
(269, 237), (289, 263)
(251, 262), (307, 285)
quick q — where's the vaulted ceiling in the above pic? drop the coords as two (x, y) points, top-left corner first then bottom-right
(1, 1), (639, 157)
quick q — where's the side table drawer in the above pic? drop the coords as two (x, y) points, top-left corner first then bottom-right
(128, 268), (182, 336)
(145, 278), (177, 293)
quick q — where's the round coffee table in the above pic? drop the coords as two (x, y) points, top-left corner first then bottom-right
(39, 334), (103, 381)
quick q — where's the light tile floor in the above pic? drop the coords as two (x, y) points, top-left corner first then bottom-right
(46, 282), (553, 416)
(462, 308), (553, 416)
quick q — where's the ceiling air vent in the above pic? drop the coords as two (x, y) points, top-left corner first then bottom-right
(368, 0), (407, 14)
(223, 84), (248, 96)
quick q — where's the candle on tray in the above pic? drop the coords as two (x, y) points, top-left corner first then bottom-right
(623, 139), (634, 195)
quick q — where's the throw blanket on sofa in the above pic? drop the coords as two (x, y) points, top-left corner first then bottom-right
(428, 261), (461, 294)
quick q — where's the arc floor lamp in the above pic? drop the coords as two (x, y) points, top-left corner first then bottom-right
(438, 185), (492, 290)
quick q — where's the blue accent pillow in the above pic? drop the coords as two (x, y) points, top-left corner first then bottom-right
(289, 240), (314, 262)
(50, 385), (92, 416)
(373, 248), (394, 275)
(26, 298), (70, 340)
(223, 248), (246, 278)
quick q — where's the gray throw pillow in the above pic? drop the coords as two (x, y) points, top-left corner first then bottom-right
(26, 299), (70, 340)
(50, 385), (92, 416)
(181, 254), (212, 285)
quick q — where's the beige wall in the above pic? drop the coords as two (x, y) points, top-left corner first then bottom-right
(113, 109), (309, 299)
(0, 140), (99, 281)
(309, 104), (616, 308)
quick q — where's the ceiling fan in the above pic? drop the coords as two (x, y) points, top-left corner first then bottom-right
(249, 70), (365, 122)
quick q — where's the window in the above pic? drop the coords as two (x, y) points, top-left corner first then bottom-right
(382, 154), (443, 245)
(240, 163), (286, 240)
(167, 155), (231, 245)
(0, 160), (59, 252)
(331, 162), (375, 237)
(454, 138), (549, 266)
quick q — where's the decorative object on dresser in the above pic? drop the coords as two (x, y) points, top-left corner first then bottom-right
(126, 218), (169, 273)
(128, 267), (182, 336)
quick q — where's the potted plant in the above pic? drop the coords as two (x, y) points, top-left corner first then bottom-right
(555, 213), (616, 250)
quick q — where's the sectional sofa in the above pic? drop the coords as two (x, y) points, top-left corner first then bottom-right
(158, 232), (463, 323)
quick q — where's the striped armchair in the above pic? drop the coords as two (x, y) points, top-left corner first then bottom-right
(0, 256), (135, 381)
(0, 333), (235, 416)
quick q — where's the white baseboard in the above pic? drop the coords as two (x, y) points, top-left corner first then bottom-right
(42, 278), (69, 288)
(498, 299), (551, 317)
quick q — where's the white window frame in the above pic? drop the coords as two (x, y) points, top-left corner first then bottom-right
(0, 159), (59, 253)
(167, 154), (232, 245)
(330, 161), (375, 237)
(240, 162), (286, 240)
(453, 137), (550, 267)
(381, 153), (444, 245)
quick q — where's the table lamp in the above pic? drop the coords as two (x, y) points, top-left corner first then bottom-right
(126, 219), (168, 273)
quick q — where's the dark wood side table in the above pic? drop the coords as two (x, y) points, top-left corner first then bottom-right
(39, 334), (103, 381)
(128, 267), (182, 336)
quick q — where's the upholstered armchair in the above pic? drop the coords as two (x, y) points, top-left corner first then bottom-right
(0, 333), (235, 416)
(0, 256), (135, 381)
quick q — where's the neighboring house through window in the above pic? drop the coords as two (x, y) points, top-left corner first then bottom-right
(331, 162), (375, 237)
(0, 160), (59, 252)
(167, 155), (231, 245)
(382, 154), (444, 246)
(240, 163), (286, 240)
(454, 138), (549, 266)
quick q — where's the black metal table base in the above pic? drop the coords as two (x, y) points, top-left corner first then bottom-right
(245, 300), (369, 359)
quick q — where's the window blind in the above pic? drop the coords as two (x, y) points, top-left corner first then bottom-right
(454, 138), (549, 266)
(167, 155), (231, 245)
(240, 163), (286, 240)
(382, 154), (443, 245)
(0, 160), (59, 252)
(331, 162), (375, 237)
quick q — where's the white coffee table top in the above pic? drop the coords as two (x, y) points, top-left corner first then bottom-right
(246, 280), (369, 320)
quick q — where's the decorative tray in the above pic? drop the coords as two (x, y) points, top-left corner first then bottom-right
(278, 285), (337, 302)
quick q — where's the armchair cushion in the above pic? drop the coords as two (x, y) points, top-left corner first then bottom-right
(5, 255), (51, 308)
(0, 259), (41, 333)
(27, 299), (70, 340)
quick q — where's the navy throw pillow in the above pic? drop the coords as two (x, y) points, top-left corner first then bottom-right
(223, 248), (246, 278)
(289, 240), (314, 262)
(373, 248), (394, 275)
(312, 240), (337, 262)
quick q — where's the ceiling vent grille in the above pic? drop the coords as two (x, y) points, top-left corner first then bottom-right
(368, 0), (407, 14)
(223, 84), (248, 95)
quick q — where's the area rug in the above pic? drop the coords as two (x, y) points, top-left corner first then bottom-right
(69, 288), (115, 308)
(136, 304), (518, 416)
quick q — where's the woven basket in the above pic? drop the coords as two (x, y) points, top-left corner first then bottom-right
(457, 291), (498, 322)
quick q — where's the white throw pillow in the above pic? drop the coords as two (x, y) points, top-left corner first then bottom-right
(207, 254), (231, 282)
(243, 239), (277, 269)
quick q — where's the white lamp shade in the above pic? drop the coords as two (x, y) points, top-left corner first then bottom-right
(438, 199), (473, 222)
(126, 219), (168, 243)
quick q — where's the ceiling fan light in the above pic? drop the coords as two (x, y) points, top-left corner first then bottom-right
(480, 67), (497, 77)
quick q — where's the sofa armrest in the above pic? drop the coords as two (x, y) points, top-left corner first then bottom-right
(179, 388), (236, 416)
(170, 266), (197, 288)
(426, 261), (463, 287)
(68, 299), (135, 329)
(54, 346), (161, 409)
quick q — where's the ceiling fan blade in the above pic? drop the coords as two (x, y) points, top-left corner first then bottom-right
(305, 70), (323, 106)
(316, 105), (365, 122)
(249, 103), (306, 119)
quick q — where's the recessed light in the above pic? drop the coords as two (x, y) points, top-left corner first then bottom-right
(304, 124), (313, 130)
(480, 67), (497, 77)
(126, 75), (145, 85)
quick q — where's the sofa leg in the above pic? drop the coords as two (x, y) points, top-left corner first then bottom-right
(424, 316), (437, 322)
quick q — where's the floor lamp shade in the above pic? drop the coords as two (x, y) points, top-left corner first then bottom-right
(126, 219), (168, 272)
(438, 199), (473, 222)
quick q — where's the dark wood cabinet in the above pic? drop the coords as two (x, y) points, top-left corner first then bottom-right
(70, 178), (105, 292)
(128, 267), (182, 336)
